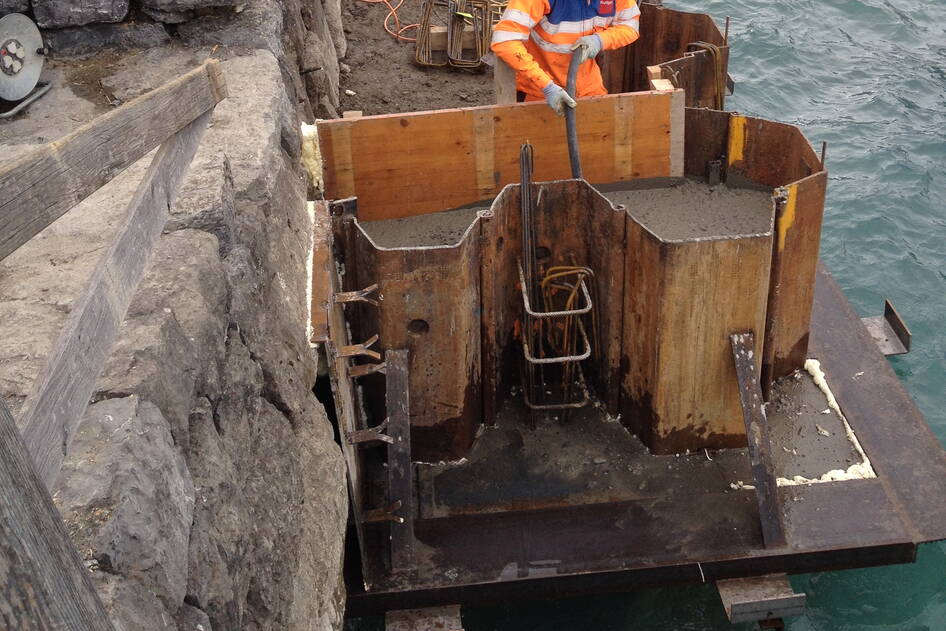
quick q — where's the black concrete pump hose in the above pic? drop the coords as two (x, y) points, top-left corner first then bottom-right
(565, 50), (583, 179)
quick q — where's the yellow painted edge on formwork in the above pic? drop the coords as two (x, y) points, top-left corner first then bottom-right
(777, 183), (798, 252)
(727, 114), (747, 165)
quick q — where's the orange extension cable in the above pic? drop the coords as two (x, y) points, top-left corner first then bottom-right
(359, 0), (419, 42)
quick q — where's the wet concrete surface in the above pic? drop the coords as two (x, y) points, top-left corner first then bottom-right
(766, 369), (863, 479)
(596, 177), (775, 241)
(418, 371), (867, 518)
(358, 204), (486, 248)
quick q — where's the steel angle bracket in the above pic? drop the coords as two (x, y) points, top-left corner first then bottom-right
(861, 299), (911, 356)
(362, 500), (405, 524)
(731, 331), (786, 548)
(339, 334), (382, 361)
(346, 418), (393, 446)
(335, 283), (381, 307)
(349, 361), (386, 378)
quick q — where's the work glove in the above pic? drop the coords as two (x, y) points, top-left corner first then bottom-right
(570, 34), (602, 64)
(542, 82), (577, 117)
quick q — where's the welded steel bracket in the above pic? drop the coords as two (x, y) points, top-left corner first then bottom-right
(717, 574), (805, 624)
(339, 334), (382, 361)
(731, 332), (786, 548)
(861, 299), (911, 356)
(349, 361), (387, 378)
(346, 419), (393, 446)
(363, 500), (405, 524)
(335, 283), (381, 307)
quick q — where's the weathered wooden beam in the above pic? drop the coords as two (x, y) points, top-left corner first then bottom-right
(17, 110), (213, 489)
(717, 574), (805, 623)
(386, 349), (415, 570)
(731, 332), (786, 548)
(0, 398), (116, 630)
(428, 25), (475, 52)
(0, 60), (226, 262)
(386, 605), (463, 631)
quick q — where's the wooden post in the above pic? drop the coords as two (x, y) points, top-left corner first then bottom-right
(0, 398), (116, 629)
(493, 56), (517, 104)
(16, 110), (214, 489)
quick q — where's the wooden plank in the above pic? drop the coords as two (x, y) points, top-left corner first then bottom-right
(316, 90), (683, 221)
(493, 57), (518, 105)
(428, 25), (475, 52)
(0, 61), (226, 262)
(309, 201), (333, 343)
(622, 222), (772, 454)
(16, 111), (213, 489)
(761, 172), (827, 387)
(385, 349), (415, 570)
(386, 605), (463, 631)
(717, 574), (804, 623)
(731, 332), (786, 548)
(324, 211), (373, 585)
(0, 397), (116, 630)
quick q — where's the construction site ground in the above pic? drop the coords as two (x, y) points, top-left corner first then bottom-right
(339, 0), (494, 115)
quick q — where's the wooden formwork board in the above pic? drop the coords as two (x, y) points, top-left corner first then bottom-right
(317, 90), (684, 221)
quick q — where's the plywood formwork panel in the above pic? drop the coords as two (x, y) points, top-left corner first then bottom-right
(622, 222), (773, 454)
(317, 90), (684, 221)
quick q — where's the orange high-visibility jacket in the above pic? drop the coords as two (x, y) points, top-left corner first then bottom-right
(491, 0), (640, 100)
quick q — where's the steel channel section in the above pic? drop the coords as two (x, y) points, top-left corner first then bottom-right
(352, 219), (483, 464)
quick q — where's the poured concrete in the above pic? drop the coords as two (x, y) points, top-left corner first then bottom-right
(417, 371), (869, 518)
(359, 205), (485, 248)
(597, 177), (774, 241)
(766, 370), (863, 479)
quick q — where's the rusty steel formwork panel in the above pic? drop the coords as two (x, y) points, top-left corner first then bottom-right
(683, 109), (829, 394)
(603, 2), (729, 105)
(479, 186), (522, 426)
(530, 180), (627, 416)
(350, 219), (483, 463)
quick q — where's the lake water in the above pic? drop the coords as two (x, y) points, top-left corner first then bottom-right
(348, 1), (946, 627)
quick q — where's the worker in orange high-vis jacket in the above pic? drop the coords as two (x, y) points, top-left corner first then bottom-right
(490, 0), (640, 115)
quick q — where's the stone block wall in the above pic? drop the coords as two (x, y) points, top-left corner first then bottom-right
(0, 3), (351, 629)
(0, 0), (345, 120)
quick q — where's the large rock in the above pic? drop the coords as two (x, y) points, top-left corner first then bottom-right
(140, 0), (240, 25)
(288, 421), (348, 629)
(33, 0), (128, 28)
(0, 0), (29, 16)
(53, 396), (195, 610)
(94, 229), (228, 447)
(44, 22), (170, 56)
(95, 572), (176, 631)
